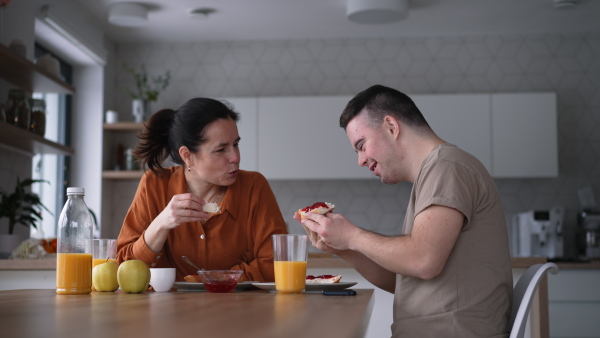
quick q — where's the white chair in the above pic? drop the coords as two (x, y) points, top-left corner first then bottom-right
(509, 262), (559, 338)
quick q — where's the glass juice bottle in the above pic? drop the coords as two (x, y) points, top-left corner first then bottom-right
(56, 187), (93, 295)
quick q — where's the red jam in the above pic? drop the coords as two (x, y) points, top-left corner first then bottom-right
(300, 202), (329, 213)
(306, 275), (336, 280)
(203, 281), (237, 293)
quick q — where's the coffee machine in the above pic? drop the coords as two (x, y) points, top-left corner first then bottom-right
(577, 187), (600, 261)
(577, 211), (600, 261)
(511, 206), (564, 259)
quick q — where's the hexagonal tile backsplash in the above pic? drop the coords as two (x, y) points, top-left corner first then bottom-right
(99, 32), (599, 257)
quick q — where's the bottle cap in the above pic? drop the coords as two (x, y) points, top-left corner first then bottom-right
(66, 187), (85, 195)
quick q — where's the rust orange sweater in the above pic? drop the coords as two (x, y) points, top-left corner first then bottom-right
(116, 167), (288, 282)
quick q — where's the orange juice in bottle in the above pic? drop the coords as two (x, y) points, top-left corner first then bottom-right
(56, 187), (94, 295)
(57, 253), (93, 294)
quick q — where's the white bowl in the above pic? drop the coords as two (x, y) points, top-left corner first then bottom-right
(150, 268), (176, 292)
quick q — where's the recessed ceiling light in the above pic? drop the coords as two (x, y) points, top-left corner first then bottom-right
(189, 8), (216, 20)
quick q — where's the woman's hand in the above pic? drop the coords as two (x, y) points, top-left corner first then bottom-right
(154, 193), (210, 230)
(144, 193), (211, 253)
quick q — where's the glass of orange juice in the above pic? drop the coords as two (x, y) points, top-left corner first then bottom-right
(92, 239), (117, 267)
(92, 239), (117, 291)
(272, 234), (308, 294)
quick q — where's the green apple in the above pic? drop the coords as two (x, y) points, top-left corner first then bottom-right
(117, 260), (151, 293)
(92, 261), (119, 292)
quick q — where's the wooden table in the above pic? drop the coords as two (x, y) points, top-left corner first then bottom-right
(0, 288), (374, 338)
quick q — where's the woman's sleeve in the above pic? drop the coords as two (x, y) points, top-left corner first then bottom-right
(115, 173), (165, 265)
(230, 174), (288, 282)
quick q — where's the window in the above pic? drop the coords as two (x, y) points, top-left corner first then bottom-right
(31, 43), (72, 238)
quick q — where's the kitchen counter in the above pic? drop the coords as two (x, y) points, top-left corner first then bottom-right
(0, 288), (374, 338)
(2, 254), (599, 270)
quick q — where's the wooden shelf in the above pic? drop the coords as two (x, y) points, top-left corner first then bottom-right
(0, 122), (74, 156)
(103, 122), (144, 131)
(0, 43), (75, 94)
(102, 170), (144, 180)
(103, 123), (144, 179)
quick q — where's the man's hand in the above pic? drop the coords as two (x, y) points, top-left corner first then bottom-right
(293, 211), (361, 251)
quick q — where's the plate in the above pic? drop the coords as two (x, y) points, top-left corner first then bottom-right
(173, 281), (258, 292)
(251, 282), (357, 292)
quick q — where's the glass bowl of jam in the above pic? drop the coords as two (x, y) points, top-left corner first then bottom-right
(197, 270), (243, 293)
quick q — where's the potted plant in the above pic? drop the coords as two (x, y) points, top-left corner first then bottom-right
(0, 177), (51, 258)
(123, 63), (171, 123)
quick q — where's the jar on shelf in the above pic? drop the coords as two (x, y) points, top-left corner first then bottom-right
(124, 147), (140, 171)
(4, 89), (31, 130)
(29, 99), (47, 137)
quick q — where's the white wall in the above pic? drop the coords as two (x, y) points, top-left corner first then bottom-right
(70, 65), (104, 226)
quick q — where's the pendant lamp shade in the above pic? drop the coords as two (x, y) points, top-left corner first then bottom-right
(347, 0), (408, 24)
(108, 3), (148, 27)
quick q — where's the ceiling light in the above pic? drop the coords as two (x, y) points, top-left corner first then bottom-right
(189, 8), (216, 20)
(108, 3), (148, 27)
(347, 0), (408, 24)
(553, 0), (576, 9)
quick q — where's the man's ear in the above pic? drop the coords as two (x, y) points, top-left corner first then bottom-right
(384, 115), (400, 139)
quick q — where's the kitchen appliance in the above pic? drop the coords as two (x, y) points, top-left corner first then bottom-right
(511, 206), (564, 259)
(576, 186), (600, 261)
(577, 211), (600, 261)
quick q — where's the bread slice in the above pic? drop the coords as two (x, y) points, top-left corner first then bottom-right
(184, 275), (202, 283)
(305, 274), (342, 284)
(298, 202), (335, 219)
(202, 202), (221, 214)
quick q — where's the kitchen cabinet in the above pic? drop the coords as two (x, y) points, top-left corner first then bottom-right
(413, 94), (492, 172)
(415, 92), (557, 178)
(548, 268), (600, 337)
(255, 92), (557, 180)
(0, 43), (74, 156)
(491, 93), (557, 178)
(257, 95), (368, 180)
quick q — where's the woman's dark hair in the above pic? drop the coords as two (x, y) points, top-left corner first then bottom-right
(133, 98), (240, 175)
(339, 85), (430, 131)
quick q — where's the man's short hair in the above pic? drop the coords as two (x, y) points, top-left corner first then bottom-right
(340, 85), (430, 131)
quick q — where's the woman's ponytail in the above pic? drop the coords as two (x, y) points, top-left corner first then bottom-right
(133, 108), (175, 175)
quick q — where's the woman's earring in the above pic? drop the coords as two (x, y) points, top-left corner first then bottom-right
(188, 165), (192, 172)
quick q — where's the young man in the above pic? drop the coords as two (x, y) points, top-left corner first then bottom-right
(295, 85), (513, 337)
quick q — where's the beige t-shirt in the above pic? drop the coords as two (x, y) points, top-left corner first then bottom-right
(392, 144), (512, 338)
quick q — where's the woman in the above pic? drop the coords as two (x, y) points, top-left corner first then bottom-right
(116, 98), (288, 282)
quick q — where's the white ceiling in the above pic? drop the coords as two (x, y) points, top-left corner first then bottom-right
(73, 0), (600, 44)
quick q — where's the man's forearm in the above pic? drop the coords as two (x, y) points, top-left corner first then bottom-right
(336, 248), (396, 293)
